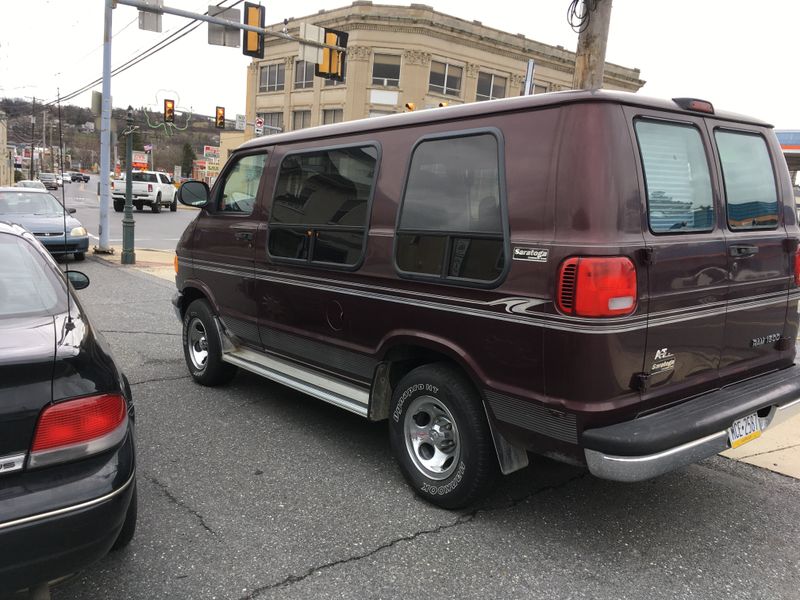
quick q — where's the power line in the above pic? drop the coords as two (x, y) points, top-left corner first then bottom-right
(44, 0), (244, 106)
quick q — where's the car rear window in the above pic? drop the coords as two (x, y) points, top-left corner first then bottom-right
(0, 233), (65, 318)
(714, 130), (778, 230)
(132, 172), (158, 183)
(635, 120), (714, 233)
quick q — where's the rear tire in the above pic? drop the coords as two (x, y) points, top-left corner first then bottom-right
(73, 252), (85, 261)
(182, 299), (237, 386)
(389, 363), (498, 509)
(134, 203), (143, 211)
(110, 483), (137, 551)
(152, 193), (162, 213)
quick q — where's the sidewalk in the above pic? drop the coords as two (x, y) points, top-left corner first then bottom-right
(90, 247), (800, 479)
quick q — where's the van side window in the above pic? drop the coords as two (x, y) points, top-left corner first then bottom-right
(217, 153), (268, 215)
(635, 120), (714, 233)
(714, 130), (778, 230)
(268, 145), (378, 267)
(396, 133), (505, 283)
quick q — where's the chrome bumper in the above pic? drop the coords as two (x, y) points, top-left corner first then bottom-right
(585, 397), (800, 482)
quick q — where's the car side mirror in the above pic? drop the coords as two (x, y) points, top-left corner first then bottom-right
(68, 208), (76, 214)
(177, 180), (210, 208)
(66, 270), (90, 290)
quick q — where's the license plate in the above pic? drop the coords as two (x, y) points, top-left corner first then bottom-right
(728, 413), (762, 449)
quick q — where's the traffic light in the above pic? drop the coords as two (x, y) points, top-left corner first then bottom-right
(164, 99), (175, 123)
(315, 28), (348, 82)
(242, 2), (264, 58)
(215, 106), (225, 129)
(404, 102), (416, 111)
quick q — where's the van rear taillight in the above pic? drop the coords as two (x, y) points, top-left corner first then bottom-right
(557, 257), (637, 317)
(794, 250), (800, 286)
(29, 393), (127, 468)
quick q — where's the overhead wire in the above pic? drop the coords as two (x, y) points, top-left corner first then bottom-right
(44, 0), (244, 106)
(567, 0), (596, 34)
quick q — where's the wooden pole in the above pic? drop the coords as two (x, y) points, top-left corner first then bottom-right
(572, 0), (613, 90)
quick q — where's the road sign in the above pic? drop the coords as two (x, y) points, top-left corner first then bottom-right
(235, 114), (246, 131)
(208, 6), (241, 47)
(138, 0), (163, 32)
(299, 23), (324, 64)
(254, 116), (264, 136)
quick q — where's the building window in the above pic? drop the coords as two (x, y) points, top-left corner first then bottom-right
(292, 110), (311, 131)
(294, 60), (314, 90)
(396, 133), (505, 283)
(715, 130), (778, 230)
(269, 145), (379, 267)
(259, 63), (285, 92)
(324, 76), (346, 87)
(322, 109), (343, 125)
(429, 61), (462, 97)
(635, 120), (714, 233)
(256, 112), (284, 134)
(372, 54), (401, 87)
(476, 72), (506, 101)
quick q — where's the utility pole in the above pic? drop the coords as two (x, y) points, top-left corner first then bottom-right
(41, 110), (47, 173)
(121, 106), (136, 265)
(97, 0), (113, 254)
(29, 97), (35, 179)
(572, 0), (613, 90)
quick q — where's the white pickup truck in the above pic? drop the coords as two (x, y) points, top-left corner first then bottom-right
(112, 171), (177, 213)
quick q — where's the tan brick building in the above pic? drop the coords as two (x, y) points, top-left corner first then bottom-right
(225, 1), (644, 156)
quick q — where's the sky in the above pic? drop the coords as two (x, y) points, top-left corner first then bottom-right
(0, 0), (798, 129)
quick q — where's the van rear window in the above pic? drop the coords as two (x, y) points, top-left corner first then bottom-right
(635, 120), (714, 233)
(714, 130), (778, 230)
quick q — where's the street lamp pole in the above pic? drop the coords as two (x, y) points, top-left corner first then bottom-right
(121, 106), (136, 265)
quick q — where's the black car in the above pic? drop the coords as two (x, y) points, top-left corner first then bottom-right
(0, 222), (137, 594)
(71, 172), (90, 183)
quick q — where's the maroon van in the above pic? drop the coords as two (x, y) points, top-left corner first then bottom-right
(173, 91), (800, 508)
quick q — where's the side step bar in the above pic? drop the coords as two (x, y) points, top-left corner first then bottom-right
(222, 345), (370, 418)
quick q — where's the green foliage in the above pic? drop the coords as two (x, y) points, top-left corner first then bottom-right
(181, 143), (196, 178)
(13, 169), (23, 183)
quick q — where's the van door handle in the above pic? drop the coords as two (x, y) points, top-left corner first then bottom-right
(729, 245), (758, 258)
(234, 232), (254, 241)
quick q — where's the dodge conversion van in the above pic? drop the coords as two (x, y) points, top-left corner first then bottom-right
(173, 91), (800, 508)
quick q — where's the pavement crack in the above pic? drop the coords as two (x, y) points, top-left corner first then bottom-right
(732, 442), (800, 460)
(130, 374), (191, 386)
(102, 329), (181, 336)
(146, 474), (217, 536)
(242, 471), (587, 599)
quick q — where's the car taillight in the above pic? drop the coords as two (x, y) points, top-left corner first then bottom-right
(148, 184), (153, 192)
(795, 250), (800, 286)
(557, 256), (637, 317)
(28, 393), (127, 469)
(110, 181), (114, 190)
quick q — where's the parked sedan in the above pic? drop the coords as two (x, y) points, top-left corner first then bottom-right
(0, 187), (89, 261)
(0, 222), (137, 594)
(16, 180), (47, 190)
(38, 173), (58, 190)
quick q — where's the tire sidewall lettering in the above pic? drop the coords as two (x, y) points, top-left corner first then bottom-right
(392, 383), (439, 423)
(420, 461), (466, 496)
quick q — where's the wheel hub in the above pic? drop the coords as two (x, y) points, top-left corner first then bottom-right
(403, 395), (460, 481)
(187, 317), (209, 371)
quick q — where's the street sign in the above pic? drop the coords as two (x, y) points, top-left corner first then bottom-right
(235, 114), (246, 131)
(203, 145), (220, 159)
(254, 116), (264, 136)
(174, 165), (182, 180)
(138, 0), (163, 32)
(299, 23), (324, 64)
(208, 6), (241, 47)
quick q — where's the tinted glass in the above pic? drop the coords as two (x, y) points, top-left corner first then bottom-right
(271, 146), (377, 226)
(715, 130), (778, 230)
(312, 230), (365, 265)
(396, 234), (446, 275)
(131, 172), (157, 183)
(372, 54), (400, 85)
(636, 120), (714, 233)
(218, 153), (268, 214)
(0, 233), (65, 318)
(268, 228), (309, 260)
(448, 238), (504, 280)
(0, 191), (64, 215)
(400, 134), (501, 233)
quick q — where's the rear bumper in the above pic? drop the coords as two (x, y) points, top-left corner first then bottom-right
(0, 430), (135, 593)
(583, 365), (800, 482)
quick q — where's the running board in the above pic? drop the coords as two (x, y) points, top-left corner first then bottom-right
(222, 346), (370, 418)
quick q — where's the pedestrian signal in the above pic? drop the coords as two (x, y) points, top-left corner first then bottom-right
(164, 99), (175, 123)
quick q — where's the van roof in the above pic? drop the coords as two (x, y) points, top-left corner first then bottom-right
(239, 90), (772, 152)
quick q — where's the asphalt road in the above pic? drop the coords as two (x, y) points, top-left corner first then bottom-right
(48, 257), (800, 600)
(57, 179), (197, 251)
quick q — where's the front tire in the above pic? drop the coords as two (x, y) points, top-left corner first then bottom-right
(152, 194), (162, 213)
(389, 363), (498, 509)
(170, 197), (177, 212)
(182, 299), (237, 386)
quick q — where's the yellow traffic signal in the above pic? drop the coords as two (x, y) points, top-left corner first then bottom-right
(315, 29), (348, 82)
(215, 106), (225, 129)
(405, 102), (416, 111)
(164, 99), (175, 123)
(242, 2), (264, 58)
